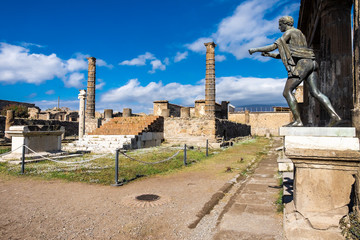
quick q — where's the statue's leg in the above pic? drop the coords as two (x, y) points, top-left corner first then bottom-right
(283, 77), (303, 126)
(306, 65), (342, 126)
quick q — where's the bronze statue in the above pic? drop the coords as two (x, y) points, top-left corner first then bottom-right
(249, 16), (341, 127)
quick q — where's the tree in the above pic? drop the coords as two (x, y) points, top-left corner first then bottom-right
(1, 104), (29, 118)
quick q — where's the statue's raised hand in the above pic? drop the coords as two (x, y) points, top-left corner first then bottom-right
(248, 48), (256, 55)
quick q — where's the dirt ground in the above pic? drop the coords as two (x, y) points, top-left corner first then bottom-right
(0, 139), (282, 240)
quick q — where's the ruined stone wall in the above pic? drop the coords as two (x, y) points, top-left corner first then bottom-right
(169, 104), (181, 117)
(0, 100), (37, 111)
(215, 119), (250, 140)
(85, 118), (101, 135)
(229, 112), (292, 136)
(0, 116), (5, 134)
(164, 117), (217, 146)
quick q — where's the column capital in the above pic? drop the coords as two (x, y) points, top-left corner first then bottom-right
(78, 89), (87, 99)
(204, 42), (217, 48)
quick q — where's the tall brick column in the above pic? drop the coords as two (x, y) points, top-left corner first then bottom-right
(353, 0), (360, 136)
(204, 42), (217, 118)
(319, 0), (353, 124)
(78, 89), (86, 138)
(86, 57), (96, 119)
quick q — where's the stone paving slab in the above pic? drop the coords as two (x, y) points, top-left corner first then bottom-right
(214, 149), (283, 239)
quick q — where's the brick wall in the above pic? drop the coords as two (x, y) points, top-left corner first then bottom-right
(229, 111), (292, 136)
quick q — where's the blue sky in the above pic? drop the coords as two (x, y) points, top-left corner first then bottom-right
(0, 0), (300, 114)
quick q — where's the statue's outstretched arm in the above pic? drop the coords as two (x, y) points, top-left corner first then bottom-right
(261, 52), (280, 59)
(248, 43), (277, 55)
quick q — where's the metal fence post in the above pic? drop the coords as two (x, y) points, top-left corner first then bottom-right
(21, 144), (25, 174)
(206, 139), (209, 157)
(183, 144), (187, 166)
(111, 149), (123, 186)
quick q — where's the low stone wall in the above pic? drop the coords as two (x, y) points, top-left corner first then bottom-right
(164, 117), (250, 146)
(85, 118), (101, 134)
(215, 119), (250, 140)
(229, 111), (292, 136)
(164, 117), (216, 146)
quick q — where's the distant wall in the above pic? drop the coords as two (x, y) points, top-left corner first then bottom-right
(0, 100), (37, 111)
(0, 118), (79, 137)
(229, 111), (292, 136)
(215, 119), (250, 140)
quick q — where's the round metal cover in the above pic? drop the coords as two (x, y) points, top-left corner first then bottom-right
(136, 194), (160, 202)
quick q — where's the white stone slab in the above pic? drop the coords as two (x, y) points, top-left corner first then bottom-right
(285, 136), (360, 151)
(279, 127), (356, 137)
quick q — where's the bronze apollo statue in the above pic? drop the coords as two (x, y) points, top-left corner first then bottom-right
(248, 16), (341, 127)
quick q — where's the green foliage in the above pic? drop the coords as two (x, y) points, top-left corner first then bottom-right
(1, 104), (29, 118)
(340, 212), (360, 239)
(0, 148), (10, 154)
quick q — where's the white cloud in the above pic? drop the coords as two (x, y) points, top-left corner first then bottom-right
(97, 59), (113, 69)
(174, 51), (188, 63)
(215, 55), (226, 62)
(119, 52), (155, 66)
(66, 58), (87, 72)
(163, 57), (170, 65)
(100, 76), (287, 113)
(186, 0), (299, 60)
(45, 90), (55, 95)
(64, 72), (85, 88)
(185, 38), (213, 53)
(96, 78), (106, 90)
(149, 59), (166, 73)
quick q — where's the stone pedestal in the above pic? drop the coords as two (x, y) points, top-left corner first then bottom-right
(281, 127), (360, 238)
(6, 126), (65, 155)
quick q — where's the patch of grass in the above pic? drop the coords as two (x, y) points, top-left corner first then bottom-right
(0, 148), (10, 154)
(0, 137), (271, 185)
(340, 212), (360, 239)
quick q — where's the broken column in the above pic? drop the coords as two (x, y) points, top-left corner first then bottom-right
(5, 110), (14, 140)
(85, 57), (96, 119)
(123, 108), (132, 117)
(180, 107), (190, 118)
(204, 42), (217, 118)
(104, 109), (113, 119)
(78, 89), (86, 138)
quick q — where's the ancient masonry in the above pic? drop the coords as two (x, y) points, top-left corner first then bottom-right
(204, 42), (216, 117)
(85, 57), (96, 119)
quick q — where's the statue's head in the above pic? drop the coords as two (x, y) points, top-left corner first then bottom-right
(278, 16), (294, 32)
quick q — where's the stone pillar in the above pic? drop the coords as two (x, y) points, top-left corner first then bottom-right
(78, 90), (86, 139)
(221, 101), (229, 119)
(104, 109), (113, 119)
(161, 109), (170, 117)
(245, 110), (250, 124)
(319, 0), (353, 124)
(123, 108), (132, 117)
(5, 110), (14, 140)
(204, 42), (217, 118)
(85, 57), (96, 119)
(180, 107), (190, 118)
(352, 0), (360, 136)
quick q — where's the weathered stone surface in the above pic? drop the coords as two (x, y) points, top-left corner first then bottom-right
(284, 136), (359, 151)
(279, 127), (356, 137)
(122, 108), (132, 117)
(5, 110), (14, 139)
(78, 90), (86, 138)
(229, 111), (292, 136)
(204, 42), (216, 117)
(104, 109), (113, 119)
(180, 107), (190, 118)
(85, 57), (96, 119)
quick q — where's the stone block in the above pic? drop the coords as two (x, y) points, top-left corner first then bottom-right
(285, 136), (359, 151)
(280, 127), (356, 137)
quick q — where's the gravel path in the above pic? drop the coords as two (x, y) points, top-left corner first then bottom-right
(0, 139), (284, 240)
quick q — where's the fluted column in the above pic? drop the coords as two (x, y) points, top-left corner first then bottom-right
(78, 89), (86, 138)
(86, 57), (96, 119)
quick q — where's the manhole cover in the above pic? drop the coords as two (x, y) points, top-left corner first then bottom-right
(136, 194), (160, 202)
(122, 194), (170, 207)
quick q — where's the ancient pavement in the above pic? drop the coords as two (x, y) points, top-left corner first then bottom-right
(0, 139), (284, 239)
